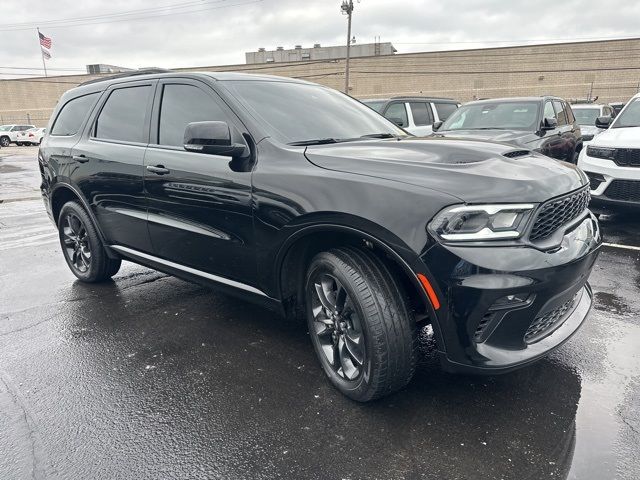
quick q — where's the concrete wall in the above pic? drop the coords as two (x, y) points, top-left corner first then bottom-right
(2, 38), (639, 127)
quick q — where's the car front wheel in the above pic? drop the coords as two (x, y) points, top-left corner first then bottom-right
(58, 201), (121, 282)
(0, 136), (9, 147)
(305, 247), (417, 402)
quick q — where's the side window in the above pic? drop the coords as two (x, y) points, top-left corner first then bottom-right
(95, 86), (151, 143)
(384, 103), (408, 127)
(11, 126), (19, 131)
(51, 93), (99, 136)
(543, 101), (556, 121)
(409, 102), (433, 126)
(565, 103), (575, 123)
(553, 100), (568, 126)
(158, 84), (229, 147)
(434, 102), (458, 121)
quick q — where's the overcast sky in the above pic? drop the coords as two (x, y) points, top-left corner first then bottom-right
(0, 0), (638, 77)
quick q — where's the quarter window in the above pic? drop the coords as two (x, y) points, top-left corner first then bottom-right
(409, 102), (433, 126)
(384, 103), (408, 127)
(51, 93), (99, 136)
(158, 84), (228, 147)
(95, 86), (151, 143)
(553, 100), (568, 126)
(434, 102), (458, 121)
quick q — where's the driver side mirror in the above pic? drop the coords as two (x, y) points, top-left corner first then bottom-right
(542, 117), (558, 130)
(595, 116), (612, 129)
(183, 121), (247, 157)
(432, 121), (443, 132)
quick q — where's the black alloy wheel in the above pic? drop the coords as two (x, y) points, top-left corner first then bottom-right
(310, 272), (365, 380)
(1, 137), (10, 147)
(57, 201), (121, 282)
(305, 247), (417, 402)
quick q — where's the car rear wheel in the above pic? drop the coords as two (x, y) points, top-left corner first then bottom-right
(305, 247), (417, 402)
(58, 201), (121, 282)
(16, 142), (23, 146)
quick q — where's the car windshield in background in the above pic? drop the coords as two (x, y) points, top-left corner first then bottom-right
(573, 108), (600, 125)
(362, 100), (386, 113)
(222, 81), (406, 144)
(612, 99), (640, 128)
(0, 125), (11, 131)
(440, 101), (539, 131)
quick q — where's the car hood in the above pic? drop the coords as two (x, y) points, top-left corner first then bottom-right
(589, 126), (640, 148)
(432, 129), (536, 146)
(304, 137), (586, 204)
(580, 125), (604, 136)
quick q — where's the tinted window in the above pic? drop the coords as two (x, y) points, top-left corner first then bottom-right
(95, 86), (151, 143)
(384, 103), (408, 127)
(223, 80), (405, 143)
(51, 93), (99, 136)
(441, 102), (539, 131)
(553, 101), (568, 126)
(159, 84), (228, 147)
(362, 100), (387, 113)
(409, 102), (432, 126)
(434, 102), (458, 121)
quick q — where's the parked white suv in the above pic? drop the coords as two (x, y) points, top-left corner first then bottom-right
(361, 97), (460, 136)
(0, 124), (36, 147)
(16, 127), (46, 146)
(578, 93), (640, 211)
(572, 103), (615, 144)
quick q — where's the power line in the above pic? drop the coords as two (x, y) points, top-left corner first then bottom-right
(0, 0), (263, 32)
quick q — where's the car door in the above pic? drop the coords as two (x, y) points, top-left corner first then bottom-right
(538, 100), (565, 160)
(143, 78), (257, 282)
(407, 102), (434, 136)
(553, 100), (578, 161)
(70, 80), (155, 253)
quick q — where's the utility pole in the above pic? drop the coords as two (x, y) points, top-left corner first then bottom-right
(341, 0), (354, 94)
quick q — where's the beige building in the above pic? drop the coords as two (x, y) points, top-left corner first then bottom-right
(2, 37), (639, 127)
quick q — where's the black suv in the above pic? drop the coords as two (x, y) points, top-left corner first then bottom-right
(40, 72), (601, 402)
(433, 96), (583, 163)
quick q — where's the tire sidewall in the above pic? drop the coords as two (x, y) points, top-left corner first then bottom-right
(305, 254), (377, 400)
(58, 203), (102, 281)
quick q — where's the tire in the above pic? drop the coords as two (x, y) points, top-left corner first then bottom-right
(16, 142), (23, 146)
(305, 246), (417, 402)
(1, 136), (10, 147)
(57, 201), (121, 282)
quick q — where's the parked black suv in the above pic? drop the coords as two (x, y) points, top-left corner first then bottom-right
(40, 72), (601, 401)
(433, 96), (583, 163)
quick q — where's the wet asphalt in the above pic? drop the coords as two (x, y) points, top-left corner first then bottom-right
(1, 147), (639, 480)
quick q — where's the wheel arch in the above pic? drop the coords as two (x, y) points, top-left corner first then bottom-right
(275, 223), (437, 323)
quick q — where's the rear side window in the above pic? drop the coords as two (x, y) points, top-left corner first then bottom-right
(51, 93), (99, 136)
(384, 103), (408, 127)
(434, 102), (458, 121)
(158, 84), (228, 147)
(565, 103), (575, 123)
(553, 100), (568, 126)
(95, 86), (151, 143)
(409, 102), (433, 126)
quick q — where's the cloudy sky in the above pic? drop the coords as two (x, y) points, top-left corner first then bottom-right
(0, 0), (638, 77)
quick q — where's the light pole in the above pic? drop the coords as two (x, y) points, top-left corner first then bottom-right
(341, 0), (354, 94)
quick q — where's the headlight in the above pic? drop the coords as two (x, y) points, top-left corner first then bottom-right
(586, 145), (616, 160)
(428, 204), (535, 241)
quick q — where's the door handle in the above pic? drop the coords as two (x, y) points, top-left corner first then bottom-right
(146, 165), (170, 175)
(72, 154), (89, 163)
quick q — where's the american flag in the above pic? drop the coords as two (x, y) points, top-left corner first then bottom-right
(39, 31), (52, 49)
(41, 48), (51, 60)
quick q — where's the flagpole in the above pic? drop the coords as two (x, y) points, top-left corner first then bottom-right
(37, 27), (47, 77)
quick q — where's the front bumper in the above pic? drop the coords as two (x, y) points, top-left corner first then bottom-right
(578, 150), (640, 210)
(420, 213), (601, 374)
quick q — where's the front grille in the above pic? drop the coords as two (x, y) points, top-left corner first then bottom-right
(529, 187), (590, 242)
(525, 293), (578, 343)
(503, 150), (530, 158)
(604, 179), (640, 202)
(613, 148), (640, 167)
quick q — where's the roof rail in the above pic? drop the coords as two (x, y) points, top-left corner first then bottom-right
(79, 68), (172, 86)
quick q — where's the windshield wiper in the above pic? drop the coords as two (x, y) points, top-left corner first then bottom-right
(360, 133), (398, 139)
(288, 138), (338, 146)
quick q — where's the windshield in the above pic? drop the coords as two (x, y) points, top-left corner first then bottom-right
(612, 98), (640, 128)
(573, 108), (601, 125)
(361, 100), (387, 113)
(440, 101), (539, 131)
(222, 81), (406, 144)
(0, 125), (12, 131)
